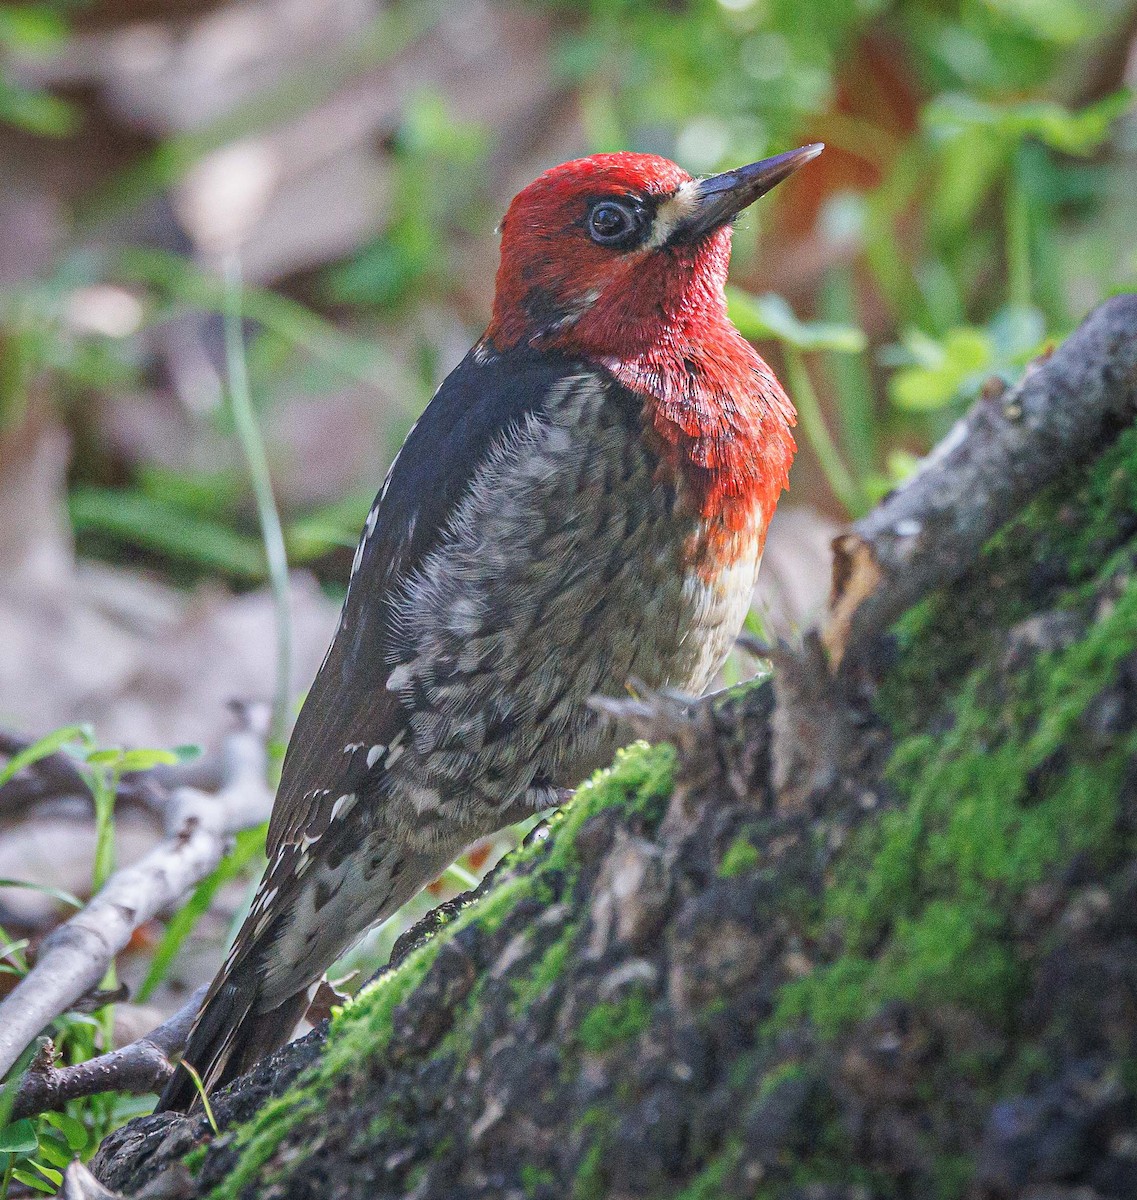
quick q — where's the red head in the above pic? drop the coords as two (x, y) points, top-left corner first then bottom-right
(487, 146), (821, 361)
(485, 146), (823, 557)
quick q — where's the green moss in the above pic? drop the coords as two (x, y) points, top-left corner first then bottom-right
(202, 741), (677, 1197)
(776, 424), (1137, 1040)
(780, 621), (1136, 1034)
(882, 423), (1137, 740)
(931, 1153), (974, 1199)
(520, 1163), (556, 1195)
(204, 1091), (321, 1200)
(573, 1141), (606, 1200)
(671, 1138), (744, 1199)
(403, 1165), (426, 1190)
(545, 741), (676, 874)
(361, 1108), (410, 1143)
(511, 925), (577, 1014)
(754, 1060), (807, 1102)
(741, 425), (1137, 1196)
(571, 1106), (618, 1200)
(324, 934), (445, 1076)
(717, 835), (761, 878)
(576, 989), (652, 1053)
(1121, 1057), (1137, 1095)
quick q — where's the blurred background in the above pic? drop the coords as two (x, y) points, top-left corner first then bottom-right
(0, 0), (1135, 1113)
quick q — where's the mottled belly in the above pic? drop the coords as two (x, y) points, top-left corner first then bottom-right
(380, 373), (762, 836)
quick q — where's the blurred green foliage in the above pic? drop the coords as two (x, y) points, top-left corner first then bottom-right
(3, 0), (1131, 569)
(0, 4), (76, 137)
(0, 728), (193, 1194)
(326, 93), (492, 307)
(0, 0), (1134, 1180)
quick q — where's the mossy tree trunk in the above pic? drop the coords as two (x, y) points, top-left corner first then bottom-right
(92, 301), (1137, 1200)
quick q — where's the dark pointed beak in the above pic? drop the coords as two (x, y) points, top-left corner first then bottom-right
(672, 143), (824, 242)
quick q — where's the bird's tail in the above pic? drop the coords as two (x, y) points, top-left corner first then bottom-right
(156, 958), (306, 1113)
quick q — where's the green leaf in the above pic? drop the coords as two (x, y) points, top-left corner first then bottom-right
(117, 749), (179, 773)
(69, 487), (268, 579)
(285, 491), (374, 561)
(25, 1159), (63, 1187)
(0, 1119), (38, 1154)
(0, 78), (78, 137)
(33, 1131), (71, 1170)
(889, 326), (995, 411)
(887, 304), (1050, 415)
(42, 1111), (89, 1154)
(0, 935), (30, 960)
(0, 725), (92, 788)
(137, 465), (242, 520)
(928, 131), (1004, 236)
(0, 880), (82, 910)
(984, 0), (1095, 42)
(84, 749), (122, 766)
(0, 6), (70, 51)
(11, 1169), (56, 1194)
(727, 290), (867, 353)
(925, 90), (1132, 156)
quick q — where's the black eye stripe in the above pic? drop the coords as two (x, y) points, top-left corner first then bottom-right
(585, 196), (653, 249)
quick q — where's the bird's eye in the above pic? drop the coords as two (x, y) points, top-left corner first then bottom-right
(587, 199), (643, 248)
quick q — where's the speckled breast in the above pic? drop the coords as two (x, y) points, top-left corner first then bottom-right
(380, 368), (762, 832)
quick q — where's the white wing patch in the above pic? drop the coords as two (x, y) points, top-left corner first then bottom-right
(329, 791), (359, 822)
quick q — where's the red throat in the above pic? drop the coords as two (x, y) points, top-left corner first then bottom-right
(484, 153), (796, 563)
(487, 233), (796, 561)
(607, 328), (796, 558)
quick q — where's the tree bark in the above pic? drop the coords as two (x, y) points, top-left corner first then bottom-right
(90, 298), (1137, 1200)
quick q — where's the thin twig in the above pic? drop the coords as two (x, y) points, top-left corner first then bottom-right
(8, 987), (207, 1121)
(0, 703), (274, 1080)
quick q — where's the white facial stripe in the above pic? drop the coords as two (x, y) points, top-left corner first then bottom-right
(647, 180), (702, 249)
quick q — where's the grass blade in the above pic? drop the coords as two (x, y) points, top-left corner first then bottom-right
(223, 258), (293, 760)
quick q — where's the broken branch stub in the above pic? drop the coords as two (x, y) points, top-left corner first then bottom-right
(9, 986), (208, 1122)
(825, 294), (1137, 668)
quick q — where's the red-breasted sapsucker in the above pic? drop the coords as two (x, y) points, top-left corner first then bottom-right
(159, 143), (822, 1111)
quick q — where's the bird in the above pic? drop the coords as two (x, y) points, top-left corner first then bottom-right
(157, 142), (821, 1112)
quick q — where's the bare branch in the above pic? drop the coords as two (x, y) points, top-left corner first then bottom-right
(825, 295), (1137, 668)
(9, 987), (207, 1121)
(0, 703), (274, 1080)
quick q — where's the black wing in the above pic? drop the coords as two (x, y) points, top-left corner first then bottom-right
(265, 344), (596, 859)
(158, 345), (627, 1110)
